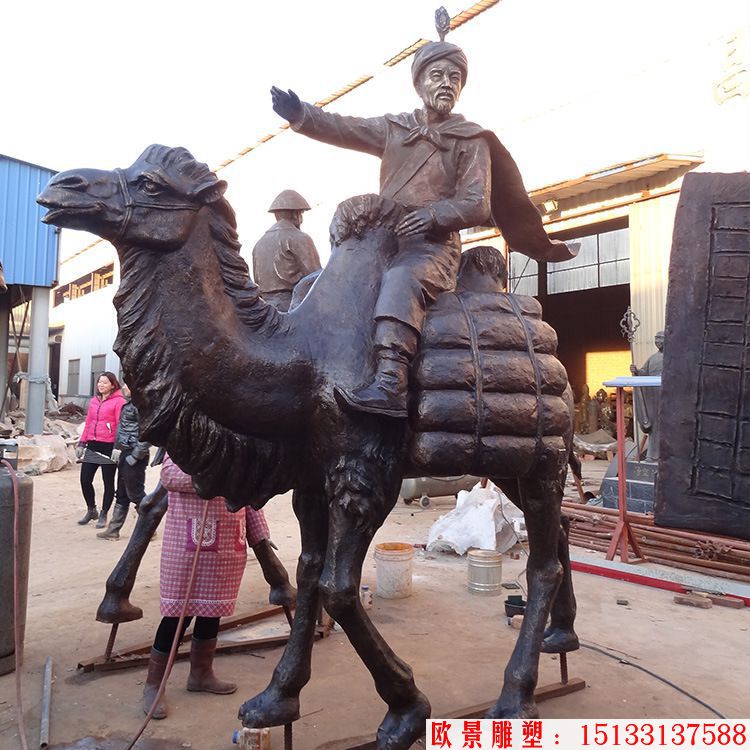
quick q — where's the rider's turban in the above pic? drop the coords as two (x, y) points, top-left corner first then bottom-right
(411, 41), (468, 87)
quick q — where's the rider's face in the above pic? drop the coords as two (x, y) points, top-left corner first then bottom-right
(416, 60), (463, 115)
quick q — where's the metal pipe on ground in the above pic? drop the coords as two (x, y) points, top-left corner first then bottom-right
(568, 535), (750, 584)
(562, 501), (655, 524)
(564, 502), (750, 552)
(571, 522), (750, 568)
(40, 656), (53, 749)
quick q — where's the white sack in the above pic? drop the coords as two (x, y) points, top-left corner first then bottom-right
(426, 482), (524, 555)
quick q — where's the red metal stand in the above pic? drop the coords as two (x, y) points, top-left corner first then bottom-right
(605, 386), (645, 563)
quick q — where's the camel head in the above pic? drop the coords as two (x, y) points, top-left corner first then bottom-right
(37, 145), (228, 250)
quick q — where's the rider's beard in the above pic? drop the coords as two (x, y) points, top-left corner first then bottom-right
(428, 88), (456, 115)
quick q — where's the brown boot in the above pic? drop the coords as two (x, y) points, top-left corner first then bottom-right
(186, 638), (237, 694)
(142, 648), (169, 719)
(335, 319), (417, 419)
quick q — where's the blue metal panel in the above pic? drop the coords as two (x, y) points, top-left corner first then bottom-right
(0, 155), (59, 287)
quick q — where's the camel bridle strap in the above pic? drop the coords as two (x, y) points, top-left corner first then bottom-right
(114, 168), (200, 243)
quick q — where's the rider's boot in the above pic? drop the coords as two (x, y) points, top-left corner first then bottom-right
(335, 319), (417, 419)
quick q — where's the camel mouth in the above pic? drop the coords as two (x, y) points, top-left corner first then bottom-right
(38, 200), (103, 226)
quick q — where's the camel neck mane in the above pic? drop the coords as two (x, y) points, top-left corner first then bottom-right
(112, 204), (293, 506)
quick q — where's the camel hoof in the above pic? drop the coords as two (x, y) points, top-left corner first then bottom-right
(96, 594), (143, 624)
(376, 692), (431, 750)
(239, 687), (300, 728)
(269, 583), (297, 610)
(541, 627), (580, 653)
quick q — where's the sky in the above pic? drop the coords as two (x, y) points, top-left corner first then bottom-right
(4, 0), (745, 266)
(3, 0), (482, 261)
(3, 0), (456, 172)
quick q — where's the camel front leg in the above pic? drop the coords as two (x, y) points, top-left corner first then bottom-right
(96, 482), (168, 624)
(319, 476), (430, 750)
(489, 477), (564, 718)
(239, 487), (328, 728)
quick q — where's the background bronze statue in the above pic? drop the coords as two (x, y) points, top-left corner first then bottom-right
(630, 330), (664, 460)
(39, 141), (578, 748)
(252, 189), (321, 312)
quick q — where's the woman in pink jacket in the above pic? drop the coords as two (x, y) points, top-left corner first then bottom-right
(76, 372), (126, 527)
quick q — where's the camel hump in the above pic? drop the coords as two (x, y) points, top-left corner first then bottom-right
(330, 194), (404, 246)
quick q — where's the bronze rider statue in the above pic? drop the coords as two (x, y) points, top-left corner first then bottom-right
(271, 40), (576, 418)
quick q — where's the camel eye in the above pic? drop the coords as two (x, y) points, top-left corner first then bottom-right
(139, 176), (164, 196)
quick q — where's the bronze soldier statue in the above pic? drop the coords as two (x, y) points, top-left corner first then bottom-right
(630, 330), (665, 460)
(271, 40), (576, 418)
(252, 189), (321, 312)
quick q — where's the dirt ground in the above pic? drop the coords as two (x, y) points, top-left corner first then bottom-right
(1, 461), (748, 750)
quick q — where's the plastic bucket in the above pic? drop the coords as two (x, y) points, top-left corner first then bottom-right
(374, 542), (414, 599)
(0, 466), (34, 675)
(467, 549), (503, 596)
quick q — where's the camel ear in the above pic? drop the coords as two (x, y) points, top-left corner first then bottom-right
(194, 179), (228, 205)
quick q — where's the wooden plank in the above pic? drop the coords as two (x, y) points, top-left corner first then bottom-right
(673, 594), (712, 609)
(78, 605), (286, 671)
(534, 677), (587, 702)
(80, 628), (324, 674)
(705, 593), (745, 609)
(340, 677), (587, 749)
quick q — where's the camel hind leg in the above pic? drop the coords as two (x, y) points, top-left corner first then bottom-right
(488, 475), (565, 718)
(541, 514), (580, 653)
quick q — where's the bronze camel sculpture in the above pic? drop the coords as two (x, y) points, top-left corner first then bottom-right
(39, 145), (578, 749)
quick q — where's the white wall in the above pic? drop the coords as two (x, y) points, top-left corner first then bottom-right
(57, 284), (119, 400)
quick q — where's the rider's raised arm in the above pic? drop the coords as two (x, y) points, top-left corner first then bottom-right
(290, 102), (387, 158)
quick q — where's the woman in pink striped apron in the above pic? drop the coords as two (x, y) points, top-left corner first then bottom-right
(143, 455), (295, 719)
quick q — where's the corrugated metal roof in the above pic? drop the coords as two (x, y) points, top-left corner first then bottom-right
(0, 154), (59, 287)
(530, 154), (704, 204)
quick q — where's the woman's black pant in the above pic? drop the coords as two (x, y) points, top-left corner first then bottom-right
(153, 616), (221, 653)
(115, 454), (148, 509)
(79, 441), (116, 514)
